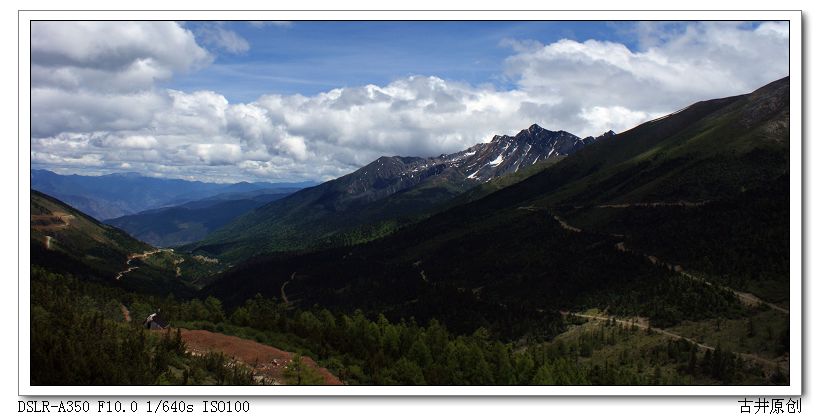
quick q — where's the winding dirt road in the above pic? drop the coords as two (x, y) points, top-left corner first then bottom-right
(540, 208), (788, 315)
(31, 212), (75, 232)
(33, 212), (76, 250)
(114, 248), (175, 281)
(561, 311), (788, 375)
(174, 257), (184, 278)
(280, 273), (296, 305)
(613, 242), (788, 314)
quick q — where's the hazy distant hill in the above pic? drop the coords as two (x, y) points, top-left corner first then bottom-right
(30, 169), (315, 220)
(105, 188), (298, 247)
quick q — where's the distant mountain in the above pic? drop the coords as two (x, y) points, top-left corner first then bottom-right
(203, 77), (789, 339)
(105, 188), (298, 247)
(30, 169), (316, 220)
(189, 125), (606, 261)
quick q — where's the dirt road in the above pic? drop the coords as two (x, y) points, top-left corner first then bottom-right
(31, 212), (75, 232)
(174, 257), (184, 278)
(596, 201), (710, 209)
(613, 241), (789, 314)
(33, 212), (76, 250)
(114, 248), (175, 281)
(178, 329), (342, 385)
(543, 209), (788, 315)
(561, 311), (787, 375)
(280, 273), (296, 305)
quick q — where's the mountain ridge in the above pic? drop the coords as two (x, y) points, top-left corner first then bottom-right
(201, 77), (789, 337)
(31, 169), (316, 220)
(189, 123), (608, 261)
(104, 188), (298, 247)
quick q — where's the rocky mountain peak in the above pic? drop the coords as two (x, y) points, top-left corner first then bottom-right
(327, 123), (604, 203)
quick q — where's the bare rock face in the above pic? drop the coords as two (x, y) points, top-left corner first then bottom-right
(740, 76), (789, 128)
(326, 124), (611, 208)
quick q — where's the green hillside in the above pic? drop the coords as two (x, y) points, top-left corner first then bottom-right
(29, 77), (791, 386)
(30, 190), (199, 296)
(203, 77), (789, 338)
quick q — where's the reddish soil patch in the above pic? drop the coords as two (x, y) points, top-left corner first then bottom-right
(31, 212), (74, 232)
(178, 329), (342, 385)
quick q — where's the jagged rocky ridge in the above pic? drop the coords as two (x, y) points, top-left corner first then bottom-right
(341, 125), (614, 202)
(191, 124), (614, 260)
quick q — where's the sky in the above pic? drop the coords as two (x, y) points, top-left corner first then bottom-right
(30, 21), (790, 183)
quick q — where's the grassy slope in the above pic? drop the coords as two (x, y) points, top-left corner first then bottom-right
(203, 78), (789, 339)
(30, 190), (197, 296)
(544, 78), (789, 303)
(544, 312), (779, 385)
(190, 157), (558, 262)
(31, 190), (151, 273)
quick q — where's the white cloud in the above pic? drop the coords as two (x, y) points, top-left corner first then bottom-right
(32, 151), (104, 167)
(30, 21), (790, 183)
(190, 143), (243, 165)
(113, 135), (159, 150)
(31, 21), (211, 92)
(580, 106), (660, 136)
(31, 88), (168, 137)
(506, 23), (788, 123)
(156, 90), (229, 136)
(195, 24), (251, 54)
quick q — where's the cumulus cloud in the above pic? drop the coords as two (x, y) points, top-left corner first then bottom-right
(31, 21), (211, 92)
(30, 21), (789, 183)
(504, 21), (790, 128)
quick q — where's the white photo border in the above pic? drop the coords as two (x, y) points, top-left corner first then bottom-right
(18, 9), (803, 397)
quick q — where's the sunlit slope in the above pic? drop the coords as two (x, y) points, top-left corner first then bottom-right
(31, 190), (195, 296)
(203, 77), (789, 338)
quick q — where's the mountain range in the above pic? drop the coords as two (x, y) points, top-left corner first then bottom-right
(189, 126), (610, 261)
(30, 169), (316, 220)
(104, 188), (299, 247)
(202, 76), (789, 335)
(29, 76), (791, 386)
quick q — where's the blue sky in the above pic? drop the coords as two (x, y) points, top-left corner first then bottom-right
(31, 21), (788, 182)
(171, 21), (649, 102)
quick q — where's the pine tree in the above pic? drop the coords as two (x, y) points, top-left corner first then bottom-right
(651, 365), (662, 385)
(531, 363), (556, 385)
(687, 347), (697, 375)
(746, 319), (756, 338)
(283, 353), (324, 385)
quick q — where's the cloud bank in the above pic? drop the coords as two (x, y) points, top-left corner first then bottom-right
(30, 21), (789, 182)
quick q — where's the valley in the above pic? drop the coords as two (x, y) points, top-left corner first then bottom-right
(29, 77), (792, 387)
